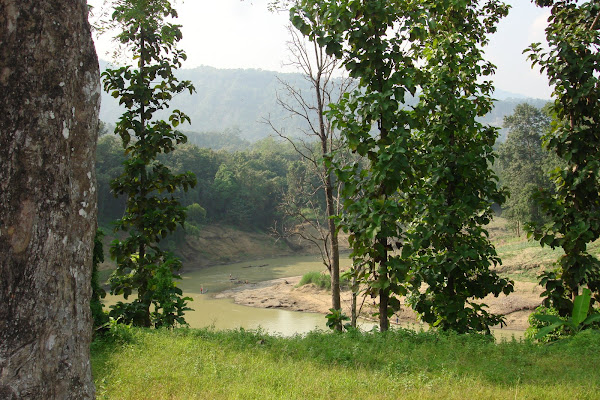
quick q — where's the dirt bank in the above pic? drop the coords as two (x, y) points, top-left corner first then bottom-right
(99, 224), (344, 273)
(177, 226), (297, 268)
(217, 276), (543, 331)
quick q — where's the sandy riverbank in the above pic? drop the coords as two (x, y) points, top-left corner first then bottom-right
(216, 276), (544, 331)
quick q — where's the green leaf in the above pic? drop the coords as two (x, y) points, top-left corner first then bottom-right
(572, 288), (592, 326)
(534, 314), (564, 325)
(582, 313), (600, 325)
(534, 322), (566, 340)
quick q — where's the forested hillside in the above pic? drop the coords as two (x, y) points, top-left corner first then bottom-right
(97, 135), (301, 233)
(99, 61), (311, 141)
(99, 60), (548, 143)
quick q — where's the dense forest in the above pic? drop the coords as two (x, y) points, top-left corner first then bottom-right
(97, 134), (300, 232)
(96, 60), (551, 237)
(97, 101), (552, 244)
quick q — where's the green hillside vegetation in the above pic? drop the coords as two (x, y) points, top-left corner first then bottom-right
(98, 62), (314, 141)
(91, 327), (600, 400)
(98, 61), (548, 144)
(97, 134), (301, 233)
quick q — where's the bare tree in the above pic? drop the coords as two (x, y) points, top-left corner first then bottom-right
(264, 23), (354, 330)
(0, 1), (100, 398)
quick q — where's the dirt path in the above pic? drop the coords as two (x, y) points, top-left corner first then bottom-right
(216, 277), (543, 331)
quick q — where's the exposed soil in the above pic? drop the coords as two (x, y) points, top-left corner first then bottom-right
(99, 224), (336, 272)
(217, 276), (543, 331)
(177, 225), (297, 268)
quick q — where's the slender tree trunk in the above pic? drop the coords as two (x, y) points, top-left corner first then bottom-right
(377, 112), (390, 332)
(138, 27), (152, 328)
(377, 234), (389, 331)
(324, 167), (341, 327)
(351, 273), (358, 328)
(315, 59), (342, 330)
(327, 180), (342, 326)
(378, 264), (390, 332)
(0, 1), (100, 398)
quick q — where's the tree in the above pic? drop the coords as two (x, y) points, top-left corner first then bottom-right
(292, 0), (425, 331)
(264, 22), (353, 330)
(186, 203), (207, 226)
(101, 0), (196, 327)
(0, 1), (99, 398)
(293, 0), (514, 333)
(405, 0), (514, 334)
(526, 0), (600, 314)
(497, 103), (553, 236)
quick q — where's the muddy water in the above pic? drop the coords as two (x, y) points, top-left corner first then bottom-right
(176, 254), (356, 335)
(104, 254), (523, 339)
(104, 254), (369, 335)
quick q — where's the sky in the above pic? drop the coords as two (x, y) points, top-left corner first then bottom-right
(89, 0), (553, 99)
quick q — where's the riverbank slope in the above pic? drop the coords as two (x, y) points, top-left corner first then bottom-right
(216, 275), (542, 331)
(99, 224), (347, 273)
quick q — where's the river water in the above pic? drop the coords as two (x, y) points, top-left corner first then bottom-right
(105, 254), (523, 340)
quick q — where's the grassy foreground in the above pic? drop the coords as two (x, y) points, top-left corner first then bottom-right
(91, 327), (600, 399)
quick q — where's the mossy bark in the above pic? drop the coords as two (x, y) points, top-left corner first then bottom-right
(0, 1), (100, 398)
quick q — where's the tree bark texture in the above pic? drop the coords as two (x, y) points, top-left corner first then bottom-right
(0, 1), (100, 398)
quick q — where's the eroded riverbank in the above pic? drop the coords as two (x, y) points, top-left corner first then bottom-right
(216, 275), (543, 331)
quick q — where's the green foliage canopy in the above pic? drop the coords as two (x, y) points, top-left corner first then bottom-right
(292, 0), (514, 333)
(405, 0), (514, 334)
(292, 0), (425, 331)
(497, 103), (553, 236)
(526, 0), (600, 314)
(101, 0), (195, 328)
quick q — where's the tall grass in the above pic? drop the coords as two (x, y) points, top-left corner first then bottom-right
(297, 271), (332, 290)
(92, 326), (600, 400)
(297, 271), (349, 290)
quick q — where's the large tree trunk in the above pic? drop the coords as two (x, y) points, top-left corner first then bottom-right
(0, 1), (100, 398)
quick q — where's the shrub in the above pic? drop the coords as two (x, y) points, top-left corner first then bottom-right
(525, 305), (568, 343)
(297, 271), (350, 291)
(297, 271), (332, 290)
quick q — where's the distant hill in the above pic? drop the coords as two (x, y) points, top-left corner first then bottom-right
(99, 61), (550, 144)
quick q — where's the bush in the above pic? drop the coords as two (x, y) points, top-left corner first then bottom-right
(297, 271), (350, 291)
(297, 271), (332, 290)
(525, 305), (568, 343)
(184, 222), (202, 237)
(186, 203), (206, 225)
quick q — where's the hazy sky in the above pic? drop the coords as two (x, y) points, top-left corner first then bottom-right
(89, 0), (552, 99)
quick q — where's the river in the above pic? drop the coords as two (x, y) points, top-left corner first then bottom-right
(177, 254), (356, 335)
(105, 254), (524, 340)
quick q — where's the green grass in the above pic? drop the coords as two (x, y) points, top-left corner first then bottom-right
(488, 216), (600, 282)
(91, 327), (600, 400)
(297, 271), (333, 290)
(297, 271), (349, 290)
